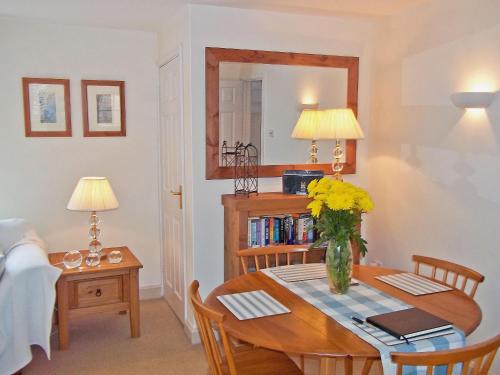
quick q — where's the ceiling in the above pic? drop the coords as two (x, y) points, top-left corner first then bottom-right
(0, 0), (429, 31)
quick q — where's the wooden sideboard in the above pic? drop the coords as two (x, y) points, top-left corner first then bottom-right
(222, 192), (361, 280)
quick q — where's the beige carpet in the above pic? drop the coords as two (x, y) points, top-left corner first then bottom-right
(24, 299), (208, 375)
(24, 298), (382, 375)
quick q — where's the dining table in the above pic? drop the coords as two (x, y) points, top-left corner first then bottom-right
(205, 265), (482, 375)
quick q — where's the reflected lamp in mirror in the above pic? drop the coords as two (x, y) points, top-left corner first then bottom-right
(67, 177), (119, 255)
(450, 92), (496, 109)
(318, 108), (364, 180)
(291, 109), (323, 164)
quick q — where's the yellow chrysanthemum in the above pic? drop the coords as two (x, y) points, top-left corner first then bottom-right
(307, 179), (318, 193)
(308, 177), (374, 213)
(314, 193), (328, 202)
(358, 196), (374, 212)
(317, 177), (331, 190)
(307, 199), (323, 217)
(326, 193), (355, 211)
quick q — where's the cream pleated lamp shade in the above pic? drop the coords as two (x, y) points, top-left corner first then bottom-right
(67, 177), (119, 212)
(317, 108), (364, 140)
(291, 109), (323, 140)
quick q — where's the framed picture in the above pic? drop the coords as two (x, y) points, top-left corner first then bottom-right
(22, 77), (72, 137)
(82, 80), (126, 137)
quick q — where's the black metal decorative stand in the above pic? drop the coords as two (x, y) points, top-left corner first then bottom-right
(221, 141), (242, 167)
(221, 141), (258, 195)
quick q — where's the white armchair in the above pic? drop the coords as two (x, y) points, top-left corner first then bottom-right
(0, 219), (61, 375)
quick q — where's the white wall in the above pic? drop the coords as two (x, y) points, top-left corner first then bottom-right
(187, 4), (375, 298)
(367, 0), (500, 370)
(0, 18), (161, 289)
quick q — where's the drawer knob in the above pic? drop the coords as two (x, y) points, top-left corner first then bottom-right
(95, 289), (102, 297)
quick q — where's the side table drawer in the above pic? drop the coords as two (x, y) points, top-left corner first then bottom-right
(69, 276), (123, 309)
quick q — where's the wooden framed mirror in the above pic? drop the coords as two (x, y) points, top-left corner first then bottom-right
(206, 47), (359, 180)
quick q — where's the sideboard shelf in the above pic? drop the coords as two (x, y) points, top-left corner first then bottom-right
(222, 192), (361, 280)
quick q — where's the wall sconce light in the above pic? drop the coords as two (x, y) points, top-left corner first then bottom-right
(297, 103), (319, 111)
(450, 91), (496, 109)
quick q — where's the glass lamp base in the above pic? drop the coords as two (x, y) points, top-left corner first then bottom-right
(86, 252), (101, 267)
(89, 240), (103, 253)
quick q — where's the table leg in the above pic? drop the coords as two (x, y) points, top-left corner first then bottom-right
(319, 357), (336, 375)
(129, 269), (140, 337)
(56, 279), (69, 350)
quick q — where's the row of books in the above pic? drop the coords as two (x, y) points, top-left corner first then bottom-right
(247, 214), (316, 247)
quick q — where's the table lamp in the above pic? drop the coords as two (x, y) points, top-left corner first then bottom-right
(67, 177), (119, 253)
(317, 108), (364, 180)
(291, 109), (323, 163)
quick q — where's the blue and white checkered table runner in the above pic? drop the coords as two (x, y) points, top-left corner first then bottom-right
(261, 266), (466, 375)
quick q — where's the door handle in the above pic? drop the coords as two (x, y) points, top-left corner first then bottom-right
(169, 186), (183, 209)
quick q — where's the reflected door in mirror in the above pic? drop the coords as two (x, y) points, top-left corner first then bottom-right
(219, 79), (262, 165)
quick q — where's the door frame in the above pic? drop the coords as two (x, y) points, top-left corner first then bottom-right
(158, 46), (188, 322)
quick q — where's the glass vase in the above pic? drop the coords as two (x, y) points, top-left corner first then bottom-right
(325, 238), (353, 294)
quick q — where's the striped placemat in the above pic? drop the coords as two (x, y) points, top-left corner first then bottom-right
(353, 320), (456, 346)
(217, 290), (290, 320)
(270, 263), (327, 282)
(375, 273), (452, 296)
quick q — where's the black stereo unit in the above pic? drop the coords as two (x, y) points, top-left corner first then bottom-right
(282, 170), (324, 195)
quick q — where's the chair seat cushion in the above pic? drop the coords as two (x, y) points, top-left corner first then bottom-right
(222, 347), (302, 375)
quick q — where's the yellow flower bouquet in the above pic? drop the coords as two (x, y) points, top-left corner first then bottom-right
(307, 177), (374, 293)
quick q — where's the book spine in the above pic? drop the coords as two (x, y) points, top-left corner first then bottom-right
(280, 219), (285, 244)
(251, 219), (258, 247)
(273, 218), (280, 244)
(297, 218), (304, 244)
(261, 219), (266, 247)
(256, 220), (261, 247)
(248, 219), (252, 247)
(301, 215), (310, 243)
(286, 216), (295, 245)
(269, 218), (274, 245)
(264, 218), (270, 246)
(306, 217), (314, 243)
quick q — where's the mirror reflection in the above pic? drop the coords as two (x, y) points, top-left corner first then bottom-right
(219, 62), (348, 166)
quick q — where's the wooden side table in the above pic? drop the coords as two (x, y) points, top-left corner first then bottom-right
(49, 246), (143, 350)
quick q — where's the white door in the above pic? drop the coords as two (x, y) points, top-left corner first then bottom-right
(159, 56), (184, 322)
(219, 80), (245, 150)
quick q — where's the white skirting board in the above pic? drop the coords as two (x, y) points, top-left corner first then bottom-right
(139, 284), (162, 300)
(184, 319), (201, 344)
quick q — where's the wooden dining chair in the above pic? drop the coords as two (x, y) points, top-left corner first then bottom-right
(237, 246), (308, 274)
(188, 280), (303, 375)
(391, 334), (500, 375)
(412, 255), (485, 298)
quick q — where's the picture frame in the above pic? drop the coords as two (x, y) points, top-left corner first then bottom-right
(22, 77), (72, 137)
(81, 80), (126, 137)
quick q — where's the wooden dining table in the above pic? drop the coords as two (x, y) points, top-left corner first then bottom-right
(205, 265), (482, 375)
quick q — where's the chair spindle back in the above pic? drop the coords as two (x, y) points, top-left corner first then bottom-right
(412, 255), (484, 298)
(188, 280), (238, 375)
(391, 334), (499, 375)
(237, 246), (308, 274)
